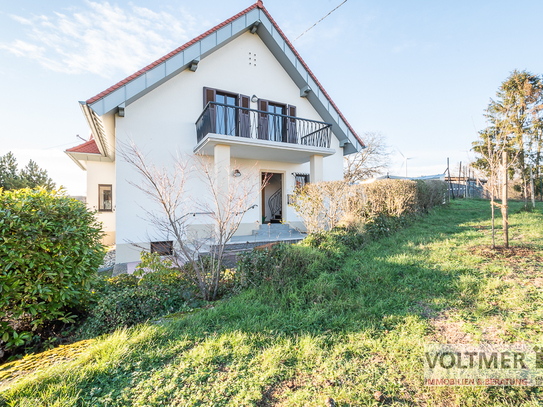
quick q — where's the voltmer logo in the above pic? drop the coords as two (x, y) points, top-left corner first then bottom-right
(424, 344), (543, 386)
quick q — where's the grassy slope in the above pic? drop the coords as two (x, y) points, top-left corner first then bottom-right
(2, 200), (543, 406)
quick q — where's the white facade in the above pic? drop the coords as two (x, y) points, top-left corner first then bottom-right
(86, 161), (115, 245)
(66, 4), (363, 264)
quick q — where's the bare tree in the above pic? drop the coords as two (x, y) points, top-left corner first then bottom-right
(344, 132), (389, 182)
(472, 124), (519, 248)
(120, 142), (266, 300)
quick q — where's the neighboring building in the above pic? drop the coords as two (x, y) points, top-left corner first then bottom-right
(65, 1), (364, 263)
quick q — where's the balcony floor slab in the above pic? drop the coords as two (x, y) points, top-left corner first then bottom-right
(194, 134), (335, 163)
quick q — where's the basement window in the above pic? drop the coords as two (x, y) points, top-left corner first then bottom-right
(150, 241), (173, 256)
(98, 184), (112, 212)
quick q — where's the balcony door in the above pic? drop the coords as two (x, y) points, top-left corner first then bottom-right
(215, 92), (237, 136)
(258, 99), (296, 143)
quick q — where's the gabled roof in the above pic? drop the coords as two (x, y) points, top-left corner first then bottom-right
(66, 137), (100, 154)
(81, 1), (364, 154)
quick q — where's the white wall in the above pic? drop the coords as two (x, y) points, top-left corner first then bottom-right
(86, 160), (115, 245)
(113, 31), (345, 261)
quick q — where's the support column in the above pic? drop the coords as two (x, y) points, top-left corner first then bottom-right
(310, 154), (323, 183)
(214, 144), (231, 191)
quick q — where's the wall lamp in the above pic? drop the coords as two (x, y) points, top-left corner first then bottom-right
(251, 95), (258, 103)
(233, 169), (242, 177)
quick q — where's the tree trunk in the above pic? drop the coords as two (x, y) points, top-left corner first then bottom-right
(490, 173), (496, 248)
(502, 153), (509, 248)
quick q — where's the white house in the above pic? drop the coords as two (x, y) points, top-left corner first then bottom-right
(65, 1), (365, 264)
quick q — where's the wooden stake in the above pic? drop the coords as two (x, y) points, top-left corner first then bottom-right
(530, 166), (535, 208)
(502, 153), (509, 248)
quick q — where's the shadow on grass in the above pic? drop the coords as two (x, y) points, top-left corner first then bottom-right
(4, 199), (542, 405)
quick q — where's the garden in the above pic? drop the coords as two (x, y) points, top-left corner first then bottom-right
(2, 180), (543, 405)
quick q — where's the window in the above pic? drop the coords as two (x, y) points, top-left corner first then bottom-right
(150, 241), (173, 256)
(203, 87), (250, 138)
(98, 184), (112, 211)
(294, 173), (309, 189)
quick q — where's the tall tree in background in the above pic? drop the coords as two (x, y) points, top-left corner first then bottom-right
(20, 160), (56, 190)
(486, 70), (543, 206)
(0, 152), (56, 191)
(344, 132), (390, 182)
(471, 70), (543, 247)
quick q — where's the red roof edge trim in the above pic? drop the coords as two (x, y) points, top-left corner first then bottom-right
(86, 2), (260, 105)
(66, 139), (101, 154)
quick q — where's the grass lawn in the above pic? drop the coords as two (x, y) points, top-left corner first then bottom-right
(1, 199), (543, 406)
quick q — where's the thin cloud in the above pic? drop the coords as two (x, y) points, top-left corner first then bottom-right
(1, 1), (198, 78)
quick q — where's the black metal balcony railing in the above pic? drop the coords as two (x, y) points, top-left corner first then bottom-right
(196, 102), (332, 149)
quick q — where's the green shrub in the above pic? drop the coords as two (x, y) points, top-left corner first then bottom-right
(80, 253), (198, 337)
(237, 244), (325, 291)
(0, 188), (105, 351)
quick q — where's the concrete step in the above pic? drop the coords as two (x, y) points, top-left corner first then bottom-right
(254, 223), (290, 233)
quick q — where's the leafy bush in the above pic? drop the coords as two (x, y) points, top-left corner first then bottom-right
(80, 253), (198, 337)
(0, 188), (105, 351)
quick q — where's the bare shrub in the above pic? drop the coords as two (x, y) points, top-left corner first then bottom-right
(416, 180), (447, 212)
(290, 181), (364, 234)
(363, 179), (418, 218)
(120, 142), (264, 300)
(292, 179), (447, 234)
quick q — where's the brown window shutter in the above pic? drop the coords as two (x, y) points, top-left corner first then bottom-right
(203, 87), (217, 133)
(203, 87), (216, 107)
(287, 105), (297, 143)
(239, 94), (250, 138)
(258, 99), (269, 140)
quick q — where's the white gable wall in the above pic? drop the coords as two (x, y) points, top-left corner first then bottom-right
(114, 31), (343, 262)
(86, 160), (116, 245)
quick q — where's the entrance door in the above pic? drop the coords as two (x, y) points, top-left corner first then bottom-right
(261, 173), (283, 224)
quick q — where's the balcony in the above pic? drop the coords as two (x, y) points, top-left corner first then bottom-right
(194, 102), (335, 163)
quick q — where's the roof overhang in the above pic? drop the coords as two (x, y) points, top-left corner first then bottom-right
(64, 151), (113, 171)
(194, 134), (335, 163)
(80, 2), (364, 157)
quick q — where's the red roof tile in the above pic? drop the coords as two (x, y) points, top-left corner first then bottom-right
(85, 1), (364, 147)
(66, 139), (100, 154)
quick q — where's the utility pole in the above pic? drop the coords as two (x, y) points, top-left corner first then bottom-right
(458, 161), (462, 198)
(502, 153), (509, 248)
(463, 165), (467, 198)
(447, 158), (453, 200)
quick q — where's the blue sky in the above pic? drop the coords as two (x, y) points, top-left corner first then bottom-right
(1, 0), (542, 195)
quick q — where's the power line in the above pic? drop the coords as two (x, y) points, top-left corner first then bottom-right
(293, 0), (348, 42)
